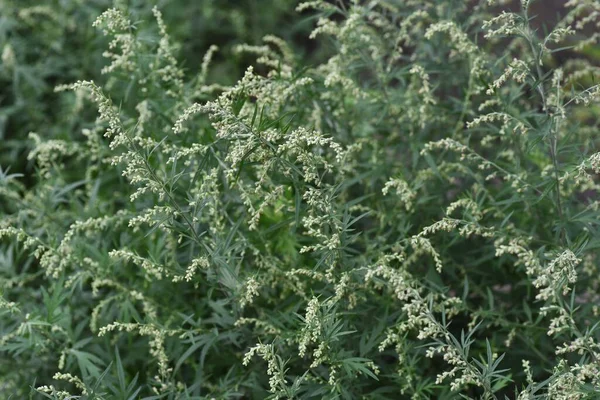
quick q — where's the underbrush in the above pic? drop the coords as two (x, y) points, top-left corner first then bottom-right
(1, 1), (600, 399)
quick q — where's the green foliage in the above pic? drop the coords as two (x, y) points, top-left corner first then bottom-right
(2, 0), (600, 399)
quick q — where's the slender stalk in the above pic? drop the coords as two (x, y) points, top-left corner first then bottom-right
(523, 15), (567, 244)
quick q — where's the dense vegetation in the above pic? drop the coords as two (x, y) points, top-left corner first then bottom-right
(2, 0), (600, 398)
